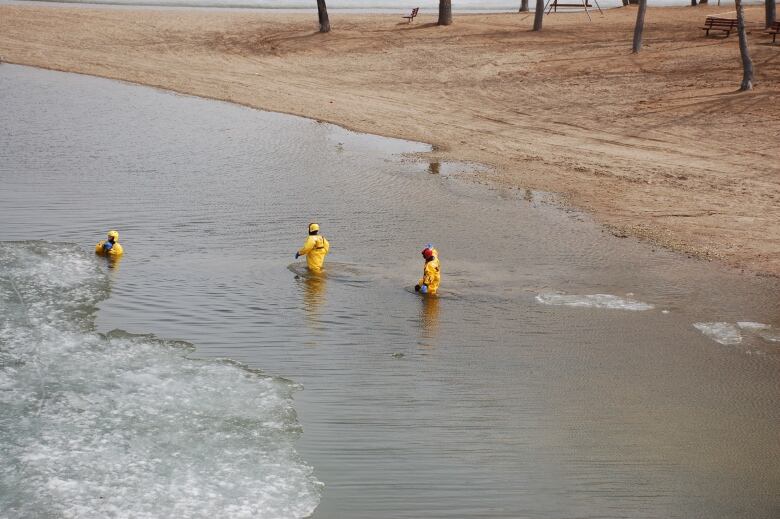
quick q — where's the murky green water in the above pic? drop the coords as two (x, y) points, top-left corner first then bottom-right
(1, 65), (779, 518)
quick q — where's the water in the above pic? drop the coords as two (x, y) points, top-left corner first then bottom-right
(0, 243), (320, 518)
(535, 293), (655, 311)
(1, 64), (779, 518)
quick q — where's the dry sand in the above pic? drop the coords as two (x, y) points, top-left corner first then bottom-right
(1, 4), (778, 274)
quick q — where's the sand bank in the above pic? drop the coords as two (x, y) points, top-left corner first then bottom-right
(1, 4), (778, 274)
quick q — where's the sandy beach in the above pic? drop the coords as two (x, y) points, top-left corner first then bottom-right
(1, 4), (778, 274)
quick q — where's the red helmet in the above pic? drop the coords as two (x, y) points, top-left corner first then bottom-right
(421, 247), (434, 260)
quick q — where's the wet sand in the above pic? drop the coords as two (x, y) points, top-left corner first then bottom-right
(1, 4), (778, 274)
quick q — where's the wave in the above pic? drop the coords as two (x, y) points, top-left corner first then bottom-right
(0, 242), (321, 518)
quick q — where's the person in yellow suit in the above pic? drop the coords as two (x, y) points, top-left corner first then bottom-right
(415, 246), (440, 295)
(95, 230), (123, 257)
(296, 223), (330, 273)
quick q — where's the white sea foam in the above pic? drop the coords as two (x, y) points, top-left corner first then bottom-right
(737, 321), (780, 342)
(0, 242), (321, 519)
(692, 322), (742, 345)
(758, 332), (780, 342)
(736, 321), (771, 331)
(535, 293), (655, 311)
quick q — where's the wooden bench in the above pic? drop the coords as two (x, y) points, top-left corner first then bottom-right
(403, 7), (419, 23)
(548, 0), (592, 12)
(766, 21), (780, 43)
(701, 17), (738, 37)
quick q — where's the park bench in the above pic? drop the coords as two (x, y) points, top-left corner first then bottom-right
(547, 0), (592, 12)
(766, 21), (780, 43)
(403, 7), (419, 23)
(701, 16), (738, 37)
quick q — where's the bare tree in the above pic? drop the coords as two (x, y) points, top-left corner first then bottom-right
(767, 0), (777, 27)
(735, 0), (754, 90)
(519, 0), (530, 12)
(533, 0), (545, 31)
(317, 0), (330, 33)
(438, 0), (453, 26)
(632, 0), (647, 53)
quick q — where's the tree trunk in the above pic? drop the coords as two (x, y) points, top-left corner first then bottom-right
(533, 0), (545, 31)
(317, 0), (330, 33)
(736, 0), (754, 90)
(767, 0), (777, 27)
(519, 0), (529, 12)
(438, 0), (453, 26)
(690, 0), (697, 6)
(632, 0), (647, 53)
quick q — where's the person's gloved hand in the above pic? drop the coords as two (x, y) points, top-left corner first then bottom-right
(103, 241), (113, 251)
(420, 285), (428, 294)
(295, 252), (300, 259)
(414, 284), (421, 292)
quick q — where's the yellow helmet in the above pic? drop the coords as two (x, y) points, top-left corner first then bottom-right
(107, 230), (119, 241)
(308, 223), (320, 233)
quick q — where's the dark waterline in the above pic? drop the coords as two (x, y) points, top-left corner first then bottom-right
(1, 65), (779, 518)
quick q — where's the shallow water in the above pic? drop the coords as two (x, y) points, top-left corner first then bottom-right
(1, 65), (779, 518)
(0, 242), (321, 518)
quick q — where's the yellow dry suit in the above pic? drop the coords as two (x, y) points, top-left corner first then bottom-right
(95, 230), (123, 257)
(298, 234), (330, 272)
(417, 249), (441, 295)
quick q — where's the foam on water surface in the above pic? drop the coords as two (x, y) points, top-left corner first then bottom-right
(693, 321), (780, 346)
(737, 321), (771, 331)
(692, 322), (743, 346)
(535, 293), (654, 311)
(737, 321), (780, 342)
(0, 242), (321, 519)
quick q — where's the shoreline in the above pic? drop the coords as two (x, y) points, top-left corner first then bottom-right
(1, 4), (778, 275)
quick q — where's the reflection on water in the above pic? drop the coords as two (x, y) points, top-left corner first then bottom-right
(418, 294), (439, 343)
(2, 65), (779, 519)
(301, 273), (327, 322)
(104, 254), (123, 271)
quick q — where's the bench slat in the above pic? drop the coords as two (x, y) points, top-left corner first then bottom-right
(701, 16), (737, 36)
